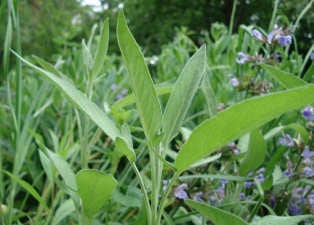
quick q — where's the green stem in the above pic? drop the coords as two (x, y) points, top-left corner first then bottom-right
(228, 0), (238, 36)
(156, 171), (180, 224)
(131, 162), (152, 225)
(268, 0), (280, 31)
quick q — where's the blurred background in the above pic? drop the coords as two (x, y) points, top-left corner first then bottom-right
(1, 0), (313, 62)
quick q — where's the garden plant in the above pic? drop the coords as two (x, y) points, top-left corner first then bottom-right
(1, 0), (314, 225)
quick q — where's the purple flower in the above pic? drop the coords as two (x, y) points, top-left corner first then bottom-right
(288, 204), (302, 215)
(267, 24), (281, 44)
(193, 192), (204, 202)
(233, 148), (240, 155)
(311, 50), (314, 60)
(239, 192), (246, 200)
(301, 146), (314, 159)
(111, 83), (118, 90)
(277, 35), (292, 46)
(116, 88), (128, 100)
(283, 169), (293, 177)
(209, 195), (216, 204)
(302, 167), (314, 177)
(257, 167), (265, 174)
(230, 77), (240, 87)
(301, 106), (314, 120)
(236, 52), (251, 64)
(220, 179), (228, 187)
(278, 134), (294, 147)
(252, 29), (265, 42)
(174, 183), (188, 199)
(215, 186), (225, 199)
(255, 173), (265, 183)
(244, 181), (254, 188)
(308, 194), (314, 209)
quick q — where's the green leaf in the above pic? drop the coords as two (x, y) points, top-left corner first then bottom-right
(91, 18), (109, 77)
(250, 215), (314, 225)
(13, 53), (121, 141)
(201, 73), (218, 117)
(4, 171), (48, 209)
(162, 45), (207, 143)
(46, 150), (77, 190)
(239, 129), (267, 176)
(175, 85), (314, 171)
(115, 137), (135, 163)
(51, 199), (75, 225)
(261, 64), (306, 88)
(117, 10), (162, 143)
(185, 199), (248, 225)
(76, 169), (117, 219)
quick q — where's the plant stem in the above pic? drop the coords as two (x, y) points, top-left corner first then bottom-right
(228, 0), (238, 36)
(268, 0), (280, 31)
(131, 162), (152, 225)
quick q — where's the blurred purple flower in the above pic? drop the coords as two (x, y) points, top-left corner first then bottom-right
(209, 195), (216, 204)
(239, 192), (246, 200)
(174, 183), (188, 199)
(288, 204), (302, 215)
(278, 134), (294, 147)
(236, 52), (251, 64)
(308, 194), (314, 209)
(111, 83), (118, 90)
(302, 167), (314, 177)
(301, 106), (314, 120)
(252, 29), (265, 42)
(301, 146), (314, 159)
(233, 148), (240, 155)
(269, 194), (276, 208)
(255, 173), (265, 183)
(277, 35), (292, 46)
(244, 181), (254, 188)
(215, 186), (225, 199)
(311, 50), (314, 60)
(193, 192), (204, 202)
(230, 77), (240, 87)
(220, 179), (228, 187)
(116, 88), (128, 100)
(257, 167), (265, 174)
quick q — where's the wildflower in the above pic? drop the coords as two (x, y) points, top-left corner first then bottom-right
(193, 192), (204, 202)
(278, 134), (294, 147)
(236, 52), (251, 64)
(209, 195), (216, 204)
(244, 181), (254, 188)
(174, 183), (188, 199)
(301, 146), (314, 159)
(239, 192), (246, 200)
(257, 167), (265, 174)
(267, 24), (281, 44)
(219, 179), (228, 188)
(311, 50), (314, 60)
(215, 186), (225, 199)
(301, 106), (314, 120)
(116, 88), (128, 100)
(233, 148), (240, 155)
(230, 77), (240, 87)
(277, 35), (292, 47)
(302, 167), (314, 177)
(252, 29), (265, 42)
(255, 173), (265, 183)
(111, 83), (118, 90)
(308, 194), (314, 209)
(288, 204), (302, 215)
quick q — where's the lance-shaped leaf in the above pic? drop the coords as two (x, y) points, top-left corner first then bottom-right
(261, 64), (306, 88)
(250, 215), (314, 225)
(76, 169), (117, 219)
(162, 45), (207, 144)
(117, 11), (162, 143)
(91, 18), (109, 77)
(14, 53), (121, 141)
(185, 200), (248, 225)
(175, 85), (314, 171)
